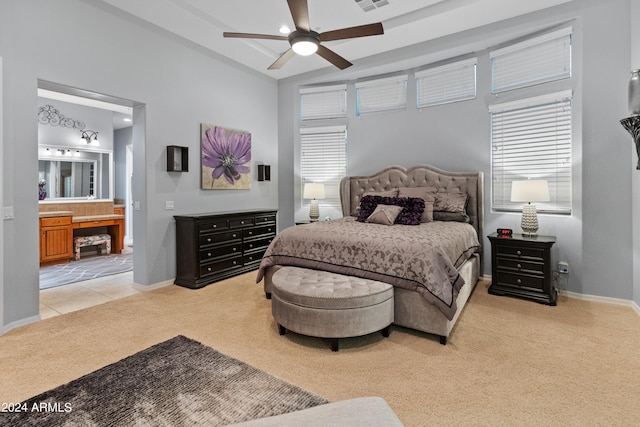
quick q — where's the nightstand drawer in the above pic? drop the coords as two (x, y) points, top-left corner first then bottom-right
(496, 271), (544, 291)
(495, 257), (544, 274)
(495, 245), (544, 260)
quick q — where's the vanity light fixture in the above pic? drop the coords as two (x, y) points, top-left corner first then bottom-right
(79, 130), (99, 145)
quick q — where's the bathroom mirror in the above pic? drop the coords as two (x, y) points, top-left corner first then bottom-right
(38, 146), (112, 200)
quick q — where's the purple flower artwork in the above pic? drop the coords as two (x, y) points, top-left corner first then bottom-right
(201, 124), (251, 189)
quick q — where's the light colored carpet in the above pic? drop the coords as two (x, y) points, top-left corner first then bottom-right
(1, 273), (639, 426)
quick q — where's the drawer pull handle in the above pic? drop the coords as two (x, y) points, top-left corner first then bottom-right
(232, 260), (237, 265)
(516, 279), (522, 284)
(249, 244), (253, 249)
(233, 247), (237, 251)
(207, 253), (212, 257)
(232, 234), (237, 238)
(516, 250), (522, 255)
(213, 224), (217, 228)
(207, 267), (212, 272)
(206, 238), (211, 243)
(248, 231), (253, 235)
(240, 221), (245, 225)
(517, 264), (522, 269)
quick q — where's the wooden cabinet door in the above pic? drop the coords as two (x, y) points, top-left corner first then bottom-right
(40, 225), (73, 263)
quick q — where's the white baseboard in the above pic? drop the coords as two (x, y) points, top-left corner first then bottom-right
(1, 314), (41, 336)
(482, 275), (639, 317)
(132, 279), (174, 291)
(561, 290), (640, 316)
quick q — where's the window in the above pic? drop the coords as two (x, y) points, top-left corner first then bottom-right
(491, 27), (572, 93)
(300, 126), (347, 208)
(300, 84), (347, 120)
(490, 91), (572, 214)
(356, 74), (408, 116)
(415, 58), (477, 108)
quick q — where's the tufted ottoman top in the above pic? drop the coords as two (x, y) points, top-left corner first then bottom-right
(271, 267), (393, 310)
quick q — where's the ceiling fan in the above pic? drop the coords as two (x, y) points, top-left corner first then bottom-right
(223, 0), (384, 70)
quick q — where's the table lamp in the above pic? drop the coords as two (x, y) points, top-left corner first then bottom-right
(510, 180), (550, 236)
(303, 183), (325, 222)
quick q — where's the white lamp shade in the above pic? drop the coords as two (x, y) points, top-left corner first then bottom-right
(303, 183), (325, 199)
(510, 180), (550, 203)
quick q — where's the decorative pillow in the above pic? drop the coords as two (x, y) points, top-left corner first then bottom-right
(351, 189), (399, 216)
(433, 211), (471, 223)
(433, 192), (471, 223)
(365, 204), (404, 226)
(356, 195), (425, 225)
(398, 187), (437, 222)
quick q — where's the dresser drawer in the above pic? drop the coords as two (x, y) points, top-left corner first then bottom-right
(495, 257), (544, 275)
(496, 271), (544, 291)
(243, 236), (274, 252)
(495, 245), (544, 260)
(243, 249), (267, 265)
(199, 242), (241, 261)
(200, 255), (242, 277)
(243, 224), (276, 239)
(230, 217), (254, 228)
(255, 214), (276, 225)
(198, 219), (229, 233)
(199, 230), (241, 246)
(41, 216), (72, 227)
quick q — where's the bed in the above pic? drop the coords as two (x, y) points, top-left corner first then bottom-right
(258, 165), (484, 344)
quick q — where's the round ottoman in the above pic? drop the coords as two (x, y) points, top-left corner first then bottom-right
(271, 266), (394, 351)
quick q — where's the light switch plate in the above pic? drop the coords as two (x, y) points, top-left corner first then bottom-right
(3, 206), (14, 220)
(165, 201), (175, 210)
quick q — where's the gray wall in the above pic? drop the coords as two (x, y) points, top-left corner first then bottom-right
(114, 127), (131, 202)
(1, 0), (278, 329)
(278, 0), (636, 301)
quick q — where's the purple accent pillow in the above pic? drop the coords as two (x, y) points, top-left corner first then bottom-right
(356, 195), (425, 225)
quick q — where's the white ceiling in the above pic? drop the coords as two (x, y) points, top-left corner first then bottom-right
(99, 0), (573, 80)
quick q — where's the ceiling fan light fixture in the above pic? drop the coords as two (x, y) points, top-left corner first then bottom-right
(291, 37), (318, 56)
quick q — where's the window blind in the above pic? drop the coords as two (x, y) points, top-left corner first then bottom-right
(300, 84), (347, 120)
(491, 27), (572, 93)
(415, 58), (477, 108)
(490, 91), (572, 213)
(300, 125), (347, 208)
(355, 74), (408, 116)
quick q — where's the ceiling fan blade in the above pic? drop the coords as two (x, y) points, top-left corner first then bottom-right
(316, 45), (352, 70)
(223, 32), (288, 41)
(268, 49), (296, 70)
(287, 0), (310, 32)
(320, 23), (384, 42)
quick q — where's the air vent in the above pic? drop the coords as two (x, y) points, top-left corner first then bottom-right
(355, 0), (390, 13)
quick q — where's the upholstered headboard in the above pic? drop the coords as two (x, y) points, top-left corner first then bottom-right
(340, 165), (484, 248)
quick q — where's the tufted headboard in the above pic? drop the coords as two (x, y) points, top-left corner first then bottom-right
(340, 165), (484, 248)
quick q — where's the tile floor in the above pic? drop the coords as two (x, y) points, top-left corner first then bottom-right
(40, 271), (138, 319)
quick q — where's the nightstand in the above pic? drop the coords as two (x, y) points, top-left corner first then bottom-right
(488, 233), (557, 306)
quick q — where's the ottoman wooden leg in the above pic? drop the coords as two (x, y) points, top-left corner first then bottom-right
(330, 339), (339, 352)
(382, 325), (390, 337)
(278, 324), (286, 335)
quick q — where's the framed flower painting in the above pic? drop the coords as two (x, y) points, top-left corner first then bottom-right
(201, 124), (251, 190)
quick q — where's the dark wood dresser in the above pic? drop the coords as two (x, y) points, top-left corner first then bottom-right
(174, 210), (277, 289)
(488, 232), (557, 305)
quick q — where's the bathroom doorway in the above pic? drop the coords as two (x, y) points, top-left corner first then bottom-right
(37, 81), (144, 314)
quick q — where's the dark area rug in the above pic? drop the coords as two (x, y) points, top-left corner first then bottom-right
(1, 336), (328, 426)
(39, 252), (133, 290)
